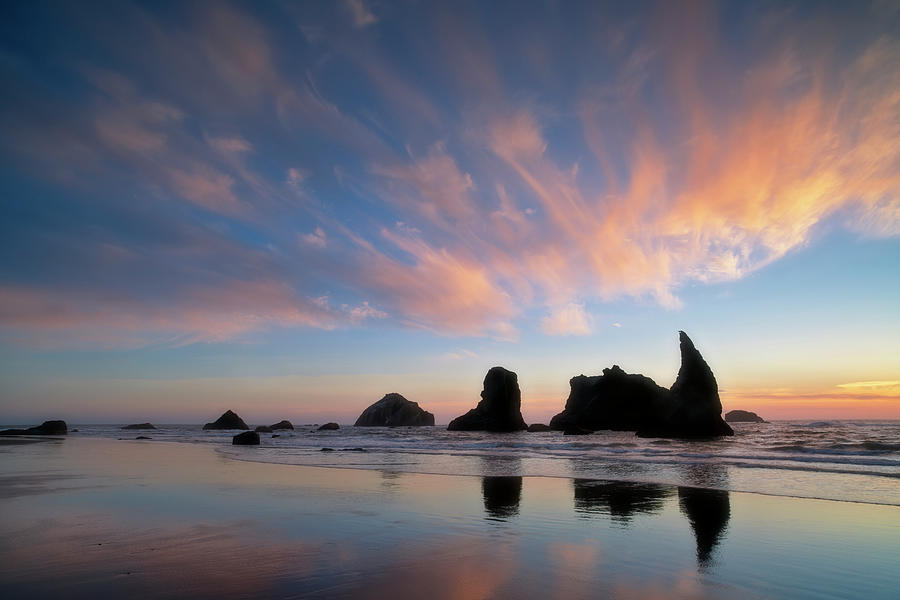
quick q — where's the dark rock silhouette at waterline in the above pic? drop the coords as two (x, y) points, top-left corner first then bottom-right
(573, 480), (672, 524)
(638, 332), (733, 438)
(255, 425), (273, 433)
(550, 332), (733, 438)
(448, 367), (527, 432)
(678, 486), (731, 568)
(725, 410), (766, 423)
(318, 422), (340, 431)
(527, 423), (551, 432)
(122, 423), (156, 430)
(232, 431), (260, 445)
(270, 420), (294, 430)
(203, 410), (249, 430)
(0, 420), (68, 436)
(482, 476), (522, 520)
(355, 393), (435, 427)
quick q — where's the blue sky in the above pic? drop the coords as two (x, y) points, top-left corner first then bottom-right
(1, 0), (898, 423)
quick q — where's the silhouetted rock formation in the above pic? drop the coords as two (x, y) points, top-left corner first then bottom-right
(573, 480), (673, 523)
(550, 365), (669, 432)
(355, 393), (435, 426)
(203, 410), (249, 430)
(122, 423), (156, 430)
(232, 431), (260, 445)
(724, 410), (766, 423)
(678, 486), (731, 568)
(482, 476), (522, 519)
(255, 425), (273, 433)
(550, 332), (733, 439)
(135, 436), (152, 440)
(0, 420), (68, 436)
(318, 422), (340, 431)
(637, 332), (733, 438)
(527, 423), (551, 432)
(448, 367), (527, 432)
(270, 420), (294, 430)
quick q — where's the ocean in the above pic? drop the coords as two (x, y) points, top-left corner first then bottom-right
(55, 420), (900, 506)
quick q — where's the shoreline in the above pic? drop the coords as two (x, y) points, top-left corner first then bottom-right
(2, 437), (899, 599)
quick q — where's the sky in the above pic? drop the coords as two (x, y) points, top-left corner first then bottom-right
(1, 0), (898, 424)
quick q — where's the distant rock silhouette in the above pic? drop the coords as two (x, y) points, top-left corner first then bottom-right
(678, 486), (731, 568)
(0, 420), (68, 436)
(135, 436), (152, 440)
(550, 332), (733, 439)
(724, 410), (766, 423)
(203, 410), (249, 430)
(254, 425), (273, 433)
(270, 420), (294, 430)
(637, 332), (733, 438)
(122, 423), (156, 430)
(563, 425), (594, 435)
(355, 393), (435, 426)
(318, 422), (340, 431)
(482, 476), (522, 519)
(448, 367), (527, 432)
(527, 423), (551, 432)
(232, 431), (260, 445)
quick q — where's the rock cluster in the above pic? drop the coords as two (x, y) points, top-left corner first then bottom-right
(550, 332), (733, 438)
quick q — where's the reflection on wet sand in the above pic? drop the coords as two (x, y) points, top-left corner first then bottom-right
(573, 479), (672, 524)
(481, 476), (523, 520)
(678, 486), (731, 569)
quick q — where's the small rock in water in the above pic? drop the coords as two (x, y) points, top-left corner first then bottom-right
(122, 423), (156, 430)
(254, 425), (273, 433)
(135, 436), (152, 440)
(232, 431), (260, 445)
(317, 422), (340, 431)
(527, 423), (552, 432)
(320, 447), (335, 452)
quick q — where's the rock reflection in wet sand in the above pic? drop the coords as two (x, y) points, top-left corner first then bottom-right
(482, 476), (523, 520)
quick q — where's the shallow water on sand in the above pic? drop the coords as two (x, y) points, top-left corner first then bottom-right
(56, 420), (900, 505)
(1, 438), (898, 599)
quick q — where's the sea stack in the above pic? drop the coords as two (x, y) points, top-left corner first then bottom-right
(355, 393), (435, 427)
(202, 410), (249, 430)
(447, 367), (527, 432)
(270, 420), (294, 430)
(549, 366), (669, 432)
(636, 331), (733, 438)
(724, 410), (766, 423)
(549, 331), (732, 438)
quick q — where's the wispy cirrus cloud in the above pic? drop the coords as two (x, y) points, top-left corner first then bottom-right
(1, 0), (897, 349)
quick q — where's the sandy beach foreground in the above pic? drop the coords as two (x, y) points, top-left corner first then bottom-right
(1, 438), (897, 599)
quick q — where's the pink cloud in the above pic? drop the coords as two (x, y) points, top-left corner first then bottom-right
(0, 282), (383, 348)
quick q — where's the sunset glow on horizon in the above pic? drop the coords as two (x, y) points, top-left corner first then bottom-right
(1, 0), (898, 423)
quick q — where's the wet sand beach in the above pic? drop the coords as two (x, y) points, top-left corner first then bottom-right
(1, 437), (898, 599)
